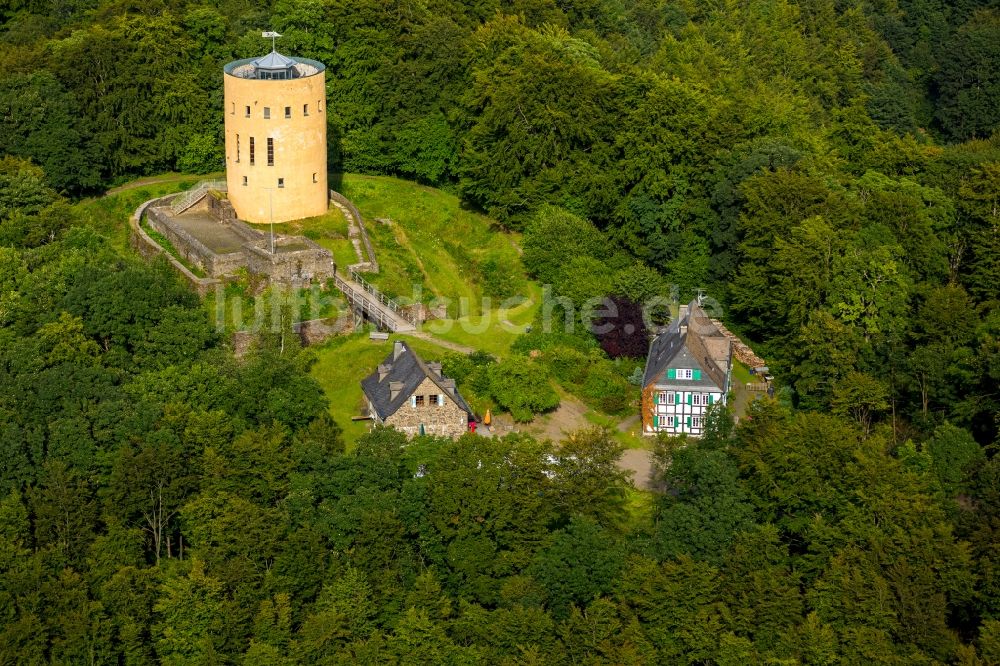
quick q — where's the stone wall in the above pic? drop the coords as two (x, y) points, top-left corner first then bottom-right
(129, 197), (223, 297)
(206, 192), (237, 221)
(385, 377), (469, 438)
(244, 241), (334, 285)
(226, 218), (267, 244)
(145, 205), (246, 277)
(145, 201), (333, 284)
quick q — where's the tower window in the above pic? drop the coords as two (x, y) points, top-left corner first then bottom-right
(263, 107), (270, 119)
(278, 178), (285, 188)
(249, 137), (255, 165)
(318, 99), (322, 112)
(312, 172), (317, 183)
(303, 103), (309, 116)
(242, 176), (248, 186)
(231, 102), (235, 115)
(245, 105), (250, 117)
(267, 138), (274, 166)
(284, 106), (291, 118)
(236, 134), (240, 162)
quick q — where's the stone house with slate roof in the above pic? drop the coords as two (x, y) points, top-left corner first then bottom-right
(361, 341), (474, 438)
(641, 299), (733, 437)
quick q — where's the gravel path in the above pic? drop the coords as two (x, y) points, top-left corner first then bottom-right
(618, 448), (658, 491)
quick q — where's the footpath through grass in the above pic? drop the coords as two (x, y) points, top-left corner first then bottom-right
(339, 174), (530, 318)
(74, 174), (221, 252)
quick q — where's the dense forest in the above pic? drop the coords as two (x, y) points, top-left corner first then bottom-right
(2, 0), (1000, 663)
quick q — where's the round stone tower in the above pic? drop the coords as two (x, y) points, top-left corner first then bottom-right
(223, 50), (328, 224)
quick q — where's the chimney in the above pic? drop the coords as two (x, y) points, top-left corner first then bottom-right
(393, 340), (406, 360)
(440, 379), (456, 395)
(678, 304), (689, 336)
(378, 364), (391, 381)
(427, 362), (443, 376)
(389, 381), (404, 401)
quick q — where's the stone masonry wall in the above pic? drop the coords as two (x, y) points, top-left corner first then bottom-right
(385, 377), (468, 438)
(129, 197), (223, 297)
(245, 243), (334, 285)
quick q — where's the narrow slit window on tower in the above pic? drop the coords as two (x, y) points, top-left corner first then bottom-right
(278, 177), (285, 188)
(303, 103), (309, 116)
(318, 99), (322, 112)
(245, 105), (250, 117)
(242, 176), (248, 186)
(236, 134), (240, 162)
(249, 137), (255, 165)
(284, 106), (291, 119)
(263, 107), (270, 119)
(267, 138), (274, 166)
(231, 102), (235, 114)
(312, 172), (317, 183)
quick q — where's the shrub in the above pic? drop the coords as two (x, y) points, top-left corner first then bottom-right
(486, 356), (559, 422)
(580, 365), (633, 415)
(590, 296), (650, 359)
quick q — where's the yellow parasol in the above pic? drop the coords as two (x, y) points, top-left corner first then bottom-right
(484, 409), (492, 426)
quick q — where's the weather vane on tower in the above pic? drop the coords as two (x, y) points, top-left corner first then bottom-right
(262, 30), (282, 52)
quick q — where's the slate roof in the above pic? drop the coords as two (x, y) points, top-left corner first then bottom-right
(361, 341), (474, 421)
(642, 300), (731, 391)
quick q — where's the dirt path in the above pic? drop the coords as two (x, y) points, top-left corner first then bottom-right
(103, 173), (214, 198)
(400, 330), (476, 354)
(617, 414), (640, 432)
(618, 448), (658, 491)
(486, 394), (589, 442)
(391, 225), (445, 300)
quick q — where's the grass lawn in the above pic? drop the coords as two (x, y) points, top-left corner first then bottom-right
(309, 329), (454, 449)
(623, 487), (656, 528)
(141, 222), (207, 278)
(281, 207), (358, 271)
(338, 174), (530, 317)
(583, 409), (650, 450)
(73, 172), (223, 252)
(732, 359), (754, 387)
(420, 281), (542, 357)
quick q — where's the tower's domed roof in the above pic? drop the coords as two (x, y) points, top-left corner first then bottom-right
(253, 50), (296, 71)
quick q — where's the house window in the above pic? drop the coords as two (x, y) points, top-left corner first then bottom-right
(263, 107), (270, 119)
(242, 176), (247, 186)
(249, 137), (255, 165)
(277, 178), (284, 188)
(693, 393), (701, 406)
(284, 106), (291, 118)
(245, 105), (250, 117)
(437, 394), (445, 406)
(415, 395), (425, 407)
(667, 391), (674, 404)
(692, 416), (703, 428)
(267, 138), (274, 166)
(682, 369), (693, 379)
(667, 416), (674, 427)
(303, 103), (309, 116)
